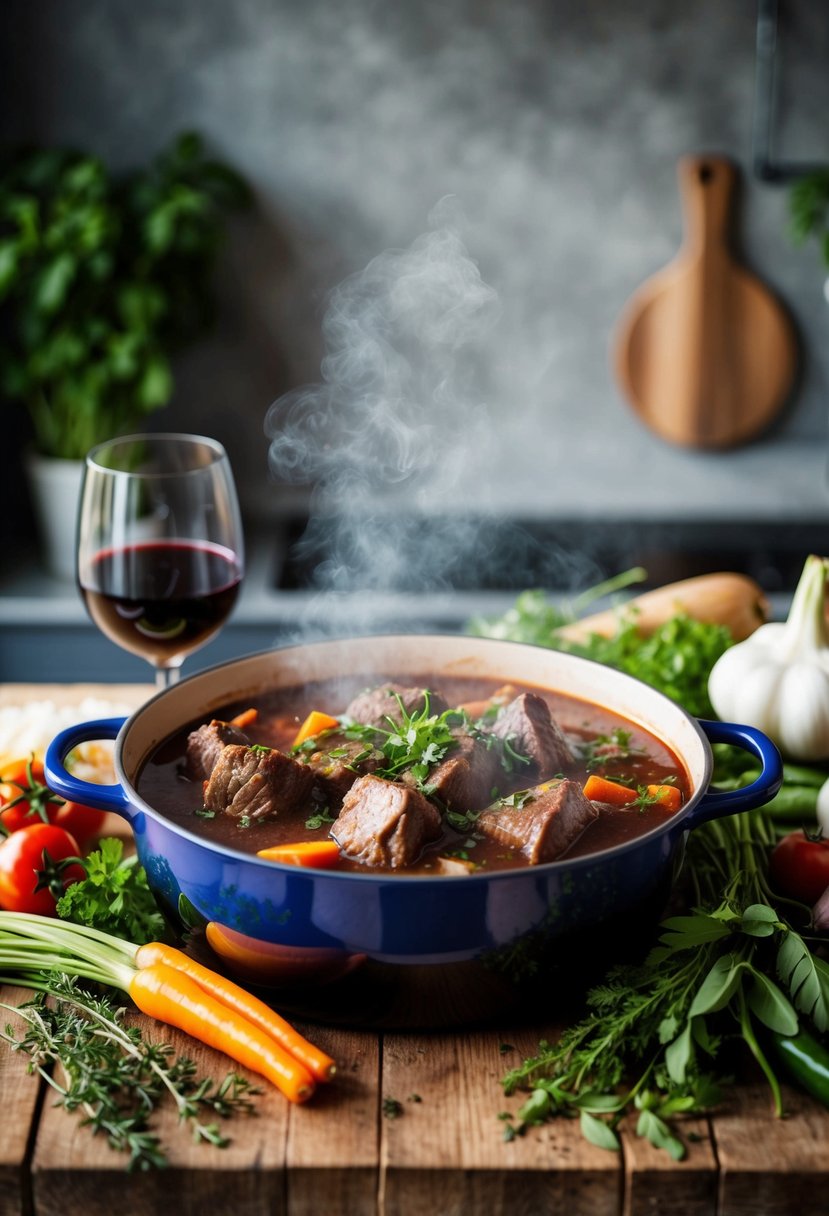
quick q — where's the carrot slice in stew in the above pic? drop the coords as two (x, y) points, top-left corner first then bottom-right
(257, 840), (342, 869)
(583, 775), (638, 805)
(230, 707), (259, 728)
(646, 783), (682, 812)
(291, 711), (340, 748)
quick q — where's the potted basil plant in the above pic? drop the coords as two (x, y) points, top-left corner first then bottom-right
(0, 132), (250, 578)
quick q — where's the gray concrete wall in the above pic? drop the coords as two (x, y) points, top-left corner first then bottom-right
(2, 0), (828, 527)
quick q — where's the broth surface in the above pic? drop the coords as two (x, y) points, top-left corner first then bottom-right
(137, 673), (691, 872)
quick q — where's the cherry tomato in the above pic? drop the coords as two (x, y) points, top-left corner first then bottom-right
(769, 831), (829, 905)
(51, 801), (107, 850)
(0, 823), (84, 915)
(0, 756), (60, 833)
(0, 756), (105, 849)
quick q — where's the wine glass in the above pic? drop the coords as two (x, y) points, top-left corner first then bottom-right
(77, 433), (245, 689)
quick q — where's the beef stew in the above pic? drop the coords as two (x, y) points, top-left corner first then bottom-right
(137, 673), (691, 874)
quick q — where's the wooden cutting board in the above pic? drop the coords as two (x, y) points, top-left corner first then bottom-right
(612, 154), (798, 450)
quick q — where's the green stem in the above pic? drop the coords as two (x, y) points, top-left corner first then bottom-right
(737, 988), (784, 1117)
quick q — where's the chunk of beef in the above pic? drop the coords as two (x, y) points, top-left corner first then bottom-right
(414, 729), (502, 810)
(330, 774), (442, 869)
(343, 683), (448, 727)
(303, 734), (384, 806)
(204, 744), (315, 822)
(492, 693), (573, 780)
(476, 779), (598, 864)
(186, 719), (251, 780)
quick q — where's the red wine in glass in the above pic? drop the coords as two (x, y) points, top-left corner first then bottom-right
(77, 434), (245, 688)
(81, 541), (242, 668)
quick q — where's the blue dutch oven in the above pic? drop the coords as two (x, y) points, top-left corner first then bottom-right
(45, 636), (782, 1023)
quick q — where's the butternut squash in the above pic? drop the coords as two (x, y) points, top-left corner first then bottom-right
(555, 572), (770, 644)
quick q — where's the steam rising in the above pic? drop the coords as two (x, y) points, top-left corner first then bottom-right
(265, 201), (598, 612)
(266, 201), (499, 593)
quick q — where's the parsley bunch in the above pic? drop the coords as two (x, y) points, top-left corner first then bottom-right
(470, 592), (731, 718)
(56, 838), (166, 944)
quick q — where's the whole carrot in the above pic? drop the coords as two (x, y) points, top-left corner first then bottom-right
(128, 962), (315, 1103)
(0, 910), (331, 1105)
(135, 941), (337, 1083)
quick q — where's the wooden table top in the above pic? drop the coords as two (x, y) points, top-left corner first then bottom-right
(2, 684), (829, 1216)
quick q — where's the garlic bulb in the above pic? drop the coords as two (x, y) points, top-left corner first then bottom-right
(707, 555), (829, 761)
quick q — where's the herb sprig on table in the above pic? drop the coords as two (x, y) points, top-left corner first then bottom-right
(474, 586), (829, 1156)
(0, 975), (259, 1171)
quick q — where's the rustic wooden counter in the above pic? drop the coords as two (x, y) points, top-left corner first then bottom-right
(1, 685), (829, 1216)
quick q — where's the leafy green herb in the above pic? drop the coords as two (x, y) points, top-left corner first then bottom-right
(0, 134), (251, 460)
(55, 838), (165, 944)
(343, 693), (463, 790)
(194, 806), (215, 819)
(578, 729), (645, 773)
(789, 168), (829, 268)
(249, 743), (272, 754)
(471, 599), (731, 718)
(0, 974), (259, 1171)
(305, 808), (335, 831)
(500, 794), (820, 1157)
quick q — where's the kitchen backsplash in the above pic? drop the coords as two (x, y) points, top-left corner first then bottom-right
(2, 0), (828, 529)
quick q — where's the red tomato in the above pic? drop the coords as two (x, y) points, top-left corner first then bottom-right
(0, 823), (84, 915)
(51, 801), (107, 850)
(0, 757), (104, 849)
(0, 757), (60, 833)
(769, 831), (829, 905)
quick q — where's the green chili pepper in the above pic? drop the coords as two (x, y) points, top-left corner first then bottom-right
(764, 785), (820, 822)
(770, 1028), (829, 1109)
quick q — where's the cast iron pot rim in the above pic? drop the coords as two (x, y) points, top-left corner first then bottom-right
(115, 633), (714, 884)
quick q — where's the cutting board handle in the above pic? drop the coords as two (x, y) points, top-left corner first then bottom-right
(613, 151), (796, 449)
(678, 154), (736, 253)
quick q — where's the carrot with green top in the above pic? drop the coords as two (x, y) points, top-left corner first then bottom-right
(583, 775), (638, 806)
(0, 911), (332, 1102)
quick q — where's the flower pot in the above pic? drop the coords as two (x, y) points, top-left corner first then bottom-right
(24, 452), (84, 582)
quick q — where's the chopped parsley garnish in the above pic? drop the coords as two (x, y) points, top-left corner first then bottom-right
(495, 789), (535, 810)
(579, 728), (646, 772)
(249, 743), (272, 754)
(305, 808), (336, 830)
(195, 807), (216, 819)
(342, 693), (464, 790)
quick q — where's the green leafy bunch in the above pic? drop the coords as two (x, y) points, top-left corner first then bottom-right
(0, 132), (251, 459)
(470, 587), (732, 719)
(789, 169), (829, 269)
(500, 802), (829, 1159)
(55, 837), (166, 944)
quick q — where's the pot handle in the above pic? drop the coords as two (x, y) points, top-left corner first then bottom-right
(688, 719), (783, 826)
(44, 717), (133, 820)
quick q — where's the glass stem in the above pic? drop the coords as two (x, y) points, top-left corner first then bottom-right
(155, 664), (182, 690)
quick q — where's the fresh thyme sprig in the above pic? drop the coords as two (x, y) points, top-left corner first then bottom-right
(0, 973), (260, 1171)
